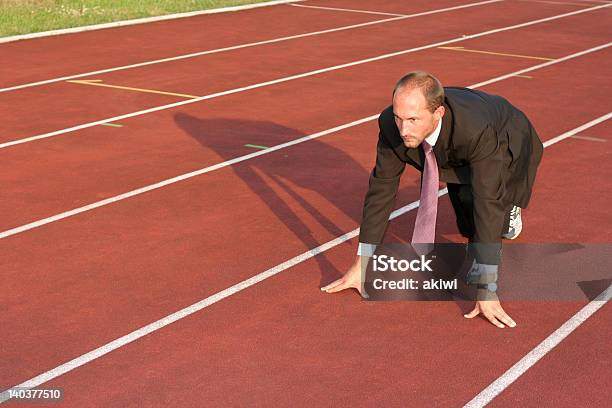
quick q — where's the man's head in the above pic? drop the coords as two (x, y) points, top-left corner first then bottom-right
(392, 71), (445, 148)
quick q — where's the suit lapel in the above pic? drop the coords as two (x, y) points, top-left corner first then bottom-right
(403, 143), (423, 170)
(433, 101), (453, 168)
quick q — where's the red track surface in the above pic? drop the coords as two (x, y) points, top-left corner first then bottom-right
(1, 0), (610, 406)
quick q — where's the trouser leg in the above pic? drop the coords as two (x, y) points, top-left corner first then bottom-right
(447, 183), (513, 239)
(447, 184), (500, 298)
(447, 183), (475, 239)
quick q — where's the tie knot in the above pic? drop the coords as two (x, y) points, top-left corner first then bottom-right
(422, 141), (433, 153)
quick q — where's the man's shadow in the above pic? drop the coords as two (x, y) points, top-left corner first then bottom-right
(174, 113), (431, 287)
(174, 112), (467, 298)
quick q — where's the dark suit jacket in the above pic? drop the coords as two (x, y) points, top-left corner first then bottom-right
(358, 87), (544, 251)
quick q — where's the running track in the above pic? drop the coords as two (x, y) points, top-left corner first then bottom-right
(1, 0), (611, 406)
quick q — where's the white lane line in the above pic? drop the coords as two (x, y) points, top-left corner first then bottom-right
(2, 2), (609, 150)
(0, 0), (501, 93)
(0, 115), (377, 239)
(1, 114), (609, 404)
(289, 3), (407, 17)
(464, 284), (612, 408)
(543, 113), (612, 147)
(1, 42), (610, 240)
(0, 1), (305, 44)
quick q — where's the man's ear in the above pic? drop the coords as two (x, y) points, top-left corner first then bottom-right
(434, 105), (445, 121)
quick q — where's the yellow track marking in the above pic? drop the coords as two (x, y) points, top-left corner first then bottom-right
(438, 46), (555, 61)
(571, 135), (608, 142)
(518, 0), (600, 7)
(67, 80), (199, 99)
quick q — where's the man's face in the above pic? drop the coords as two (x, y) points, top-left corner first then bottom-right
(393, 87), (444, 149)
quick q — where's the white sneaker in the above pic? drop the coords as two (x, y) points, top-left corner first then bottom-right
(502, 206), (522, 240)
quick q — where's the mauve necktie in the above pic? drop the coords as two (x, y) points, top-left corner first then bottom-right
(411, 141), (439, 244)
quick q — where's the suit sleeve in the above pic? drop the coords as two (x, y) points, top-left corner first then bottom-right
(358, 126), (406, 245)
(468, 125), (505, 269)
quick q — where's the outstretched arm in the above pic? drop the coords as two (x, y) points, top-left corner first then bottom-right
(322, 122), (405, 296)
(464, 125), (515, 328)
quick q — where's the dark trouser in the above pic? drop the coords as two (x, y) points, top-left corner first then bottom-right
(447, 183), (512, 240)
(447, 183), (511, 296)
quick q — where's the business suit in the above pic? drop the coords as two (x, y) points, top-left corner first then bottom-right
(358, 87), (543, 265)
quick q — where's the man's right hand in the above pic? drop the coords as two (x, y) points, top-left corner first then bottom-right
(320, 256), (368, 297)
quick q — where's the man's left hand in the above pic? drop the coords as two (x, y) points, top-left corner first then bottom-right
(464, 300), (517, 328)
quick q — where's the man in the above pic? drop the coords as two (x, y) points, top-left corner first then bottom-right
(321, 71), (543, 329)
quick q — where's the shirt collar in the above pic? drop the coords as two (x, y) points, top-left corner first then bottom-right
(425, 117), (442, 146)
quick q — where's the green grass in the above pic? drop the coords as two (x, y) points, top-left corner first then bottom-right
(0, 0), (277, 37)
